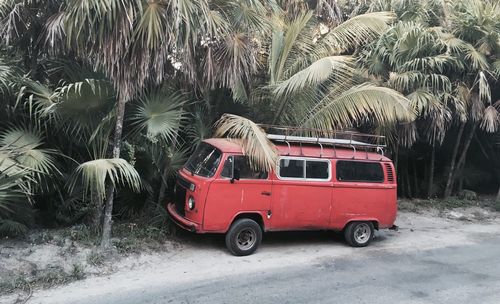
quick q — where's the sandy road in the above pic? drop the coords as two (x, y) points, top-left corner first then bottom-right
(1, 210), (500, 304)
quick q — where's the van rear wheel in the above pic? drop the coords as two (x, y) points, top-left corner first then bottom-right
(344, 221), (374, 247)
(225, 219), (262, 256)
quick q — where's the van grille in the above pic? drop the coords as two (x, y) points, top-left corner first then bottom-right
(173, 177), (189, 216)
(385, 163), (395, 182)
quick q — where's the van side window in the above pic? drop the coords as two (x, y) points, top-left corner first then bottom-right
(221, 156), (268, 179)
(279, 159), (305, 178)
(306, 161), (329, 179)
(279, 158), (330, 180)
(336, 161), (384, 182)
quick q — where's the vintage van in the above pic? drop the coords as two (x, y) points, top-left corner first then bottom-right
(167, 131), (397, 256)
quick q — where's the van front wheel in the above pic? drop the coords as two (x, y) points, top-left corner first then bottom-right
(344, 221), (374, 247)
(225, 219), (262, 256)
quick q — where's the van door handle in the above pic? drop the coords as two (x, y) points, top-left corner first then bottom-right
(261, 191), (272, 196)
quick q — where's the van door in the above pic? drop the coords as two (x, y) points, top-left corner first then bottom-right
(269, 157), (332, 230)
(203, 155), (272, 232)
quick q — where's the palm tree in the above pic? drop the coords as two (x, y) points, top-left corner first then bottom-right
(359, 0), (499, 198)
(441, 0), (500, 198)
(215, 8), (415, 170)
(363, 21), (461, 197)
(17, 67), (189, 243)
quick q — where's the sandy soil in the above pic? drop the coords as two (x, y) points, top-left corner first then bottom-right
(1, 205), (499, 304)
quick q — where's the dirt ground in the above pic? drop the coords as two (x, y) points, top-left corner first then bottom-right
(1, 199), (499, 304)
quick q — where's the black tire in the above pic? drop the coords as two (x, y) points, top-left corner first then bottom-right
(225, 219), (262, 256)
(344, 221), (374, 247)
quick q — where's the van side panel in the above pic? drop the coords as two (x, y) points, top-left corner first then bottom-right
(330, 161), (397, 230)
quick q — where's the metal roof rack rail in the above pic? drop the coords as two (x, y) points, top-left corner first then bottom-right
(258, 124), (386, 155)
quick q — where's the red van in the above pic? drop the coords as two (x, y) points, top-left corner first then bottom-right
(167, 131), (397, 256)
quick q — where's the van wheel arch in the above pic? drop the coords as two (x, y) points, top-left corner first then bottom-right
(230, 213), (265, 232)
(343, 220), (379, 231)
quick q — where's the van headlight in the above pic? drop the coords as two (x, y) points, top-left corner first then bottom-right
(187, 196), (195, 210)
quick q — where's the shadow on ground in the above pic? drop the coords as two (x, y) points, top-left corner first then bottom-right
(172, 227), (349, 253)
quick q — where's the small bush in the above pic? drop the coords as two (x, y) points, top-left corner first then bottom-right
(0, 219), (28, 238)
(457, 190), (478, 200)
(87, 250), (105, 266)
(70, 263), (85, 280)
(113, 238), (137, 254)
(34, 266), (69, 288)
(494, 200), (500, 212)
(63, 225), (98, 245)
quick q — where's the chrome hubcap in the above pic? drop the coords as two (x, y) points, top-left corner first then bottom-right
(236, 228), (256, 250)
(354, 223), (371, 244)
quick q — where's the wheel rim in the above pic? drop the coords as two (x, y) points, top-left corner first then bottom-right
(236, 228), (256, 250)
(353, 223), (371, 244)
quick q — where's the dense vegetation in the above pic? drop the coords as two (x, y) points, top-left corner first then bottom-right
(0, 0), (498, 246)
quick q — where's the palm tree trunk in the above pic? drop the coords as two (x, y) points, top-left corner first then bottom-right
(412, 158), (419, 197)
(405, 158), (412, 198)
(427, 141), (435, 198)
(445, 122), (477, 198)
(91, 191), (103, 232)
(444, 123), (465, 198)
(101, 96), (127, 250)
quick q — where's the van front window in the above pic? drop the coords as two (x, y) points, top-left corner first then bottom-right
(184, 143), (222, 178)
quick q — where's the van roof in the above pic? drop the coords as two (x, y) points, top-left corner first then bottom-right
(204, 138), (391, 162)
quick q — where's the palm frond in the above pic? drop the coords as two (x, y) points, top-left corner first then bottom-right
(269, 11), (313, 84)
(0, 127), (59, 178)
(214, 114), (277, 172)
(302, 83), (416, 129)
(398, 55), (460, 74)
(493, 60), (500, 79)
(0, 219), (28, 237)
(273, 56), (354, 98)
(70, 158), (141, 201)
(0, 170), (28, 213)
(321, 12), (396, 54)
(129, 89), (187, 143)
(406, 89), (443, 117)
(186, 105), (212, 149)
(19, 78), (115, 136)
(389, 71), (452, 93)
(464, 47), (490, 70)
(476, 71), (491, 104)
(480, 106), (500, 133)
(211, 31), (259, 92)
(133, 1), (168, 49)
(0, 56), (19, 94)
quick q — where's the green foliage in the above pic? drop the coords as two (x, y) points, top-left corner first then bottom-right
(0, 0), (498, 236)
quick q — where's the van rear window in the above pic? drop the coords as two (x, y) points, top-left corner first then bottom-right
(336, 161), (384, 182)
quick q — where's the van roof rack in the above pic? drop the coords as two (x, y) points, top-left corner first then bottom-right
(258, 124), (386, 153)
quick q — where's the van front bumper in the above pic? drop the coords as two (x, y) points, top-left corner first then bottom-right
(167, 203), (199, 232)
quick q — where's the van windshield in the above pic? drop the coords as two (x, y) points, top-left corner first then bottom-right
(184, 142), (222, 178)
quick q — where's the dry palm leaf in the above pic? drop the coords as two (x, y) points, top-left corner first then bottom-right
(214, 114), (277, 172)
